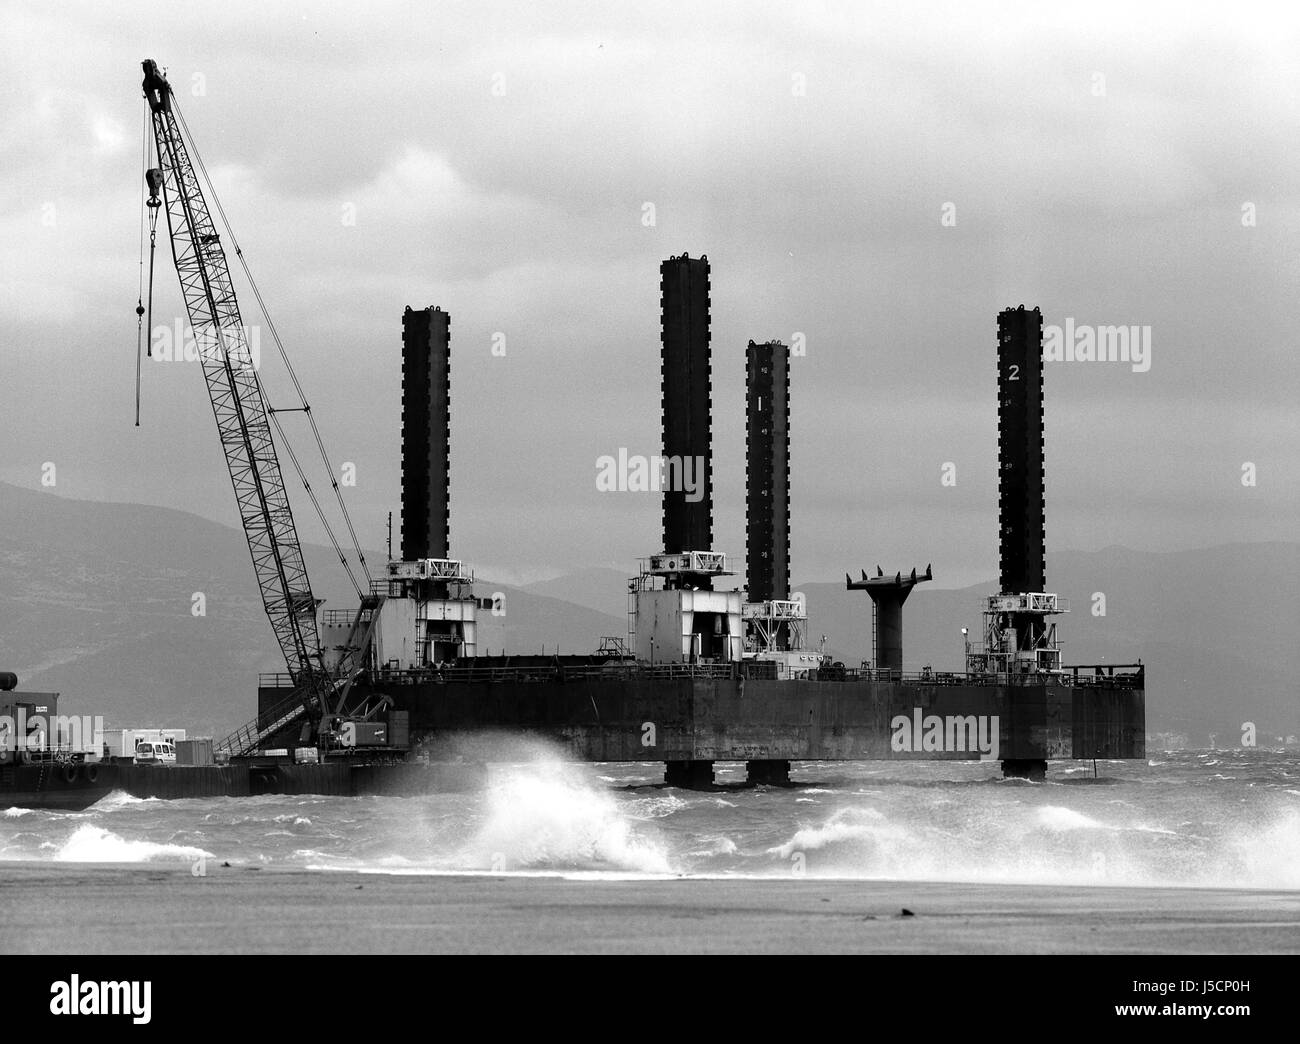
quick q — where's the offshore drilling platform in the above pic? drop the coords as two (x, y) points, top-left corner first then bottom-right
(252, 259), (1145, 785)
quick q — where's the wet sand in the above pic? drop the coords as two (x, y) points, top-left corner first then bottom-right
(1, 864), (1297, 954)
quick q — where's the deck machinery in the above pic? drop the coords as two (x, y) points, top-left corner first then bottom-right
(254, 268), (1143, 783)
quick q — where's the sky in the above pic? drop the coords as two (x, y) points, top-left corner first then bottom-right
(1, 0), (1297, 591)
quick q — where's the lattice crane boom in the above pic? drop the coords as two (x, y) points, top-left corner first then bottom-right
(141, 59), (322, 685)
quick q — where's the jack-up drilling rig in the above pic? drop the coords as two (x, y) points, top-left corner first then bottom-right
(140, 59), (386, 759)
(136, 58), (1142, 789)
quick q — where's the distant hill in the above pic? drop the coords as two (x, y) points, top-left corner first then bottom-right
(2, 482), (1295, 744)
(0, 483), (623, 737)
(522, 567), (634, 621)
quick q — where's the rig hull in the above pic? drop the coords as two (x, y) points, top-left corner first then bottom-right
(261, 671), (1146, 764)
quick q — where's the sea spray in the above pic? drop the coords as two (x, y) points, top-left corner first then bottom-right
(460, 758), (673, 874)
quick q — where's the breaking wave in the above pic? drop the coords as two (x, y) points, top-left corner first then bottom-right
(761, 792), (1300, 889)
(455, 760), (672, 874)
(52, 825), (212, 864)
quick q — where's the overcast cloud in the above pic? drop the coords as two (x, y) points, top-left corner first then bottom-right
(1, 0), (1296, 590)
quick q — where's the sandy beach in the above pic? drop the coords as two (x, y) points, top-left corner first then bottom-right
(1, 864), (1297, 954)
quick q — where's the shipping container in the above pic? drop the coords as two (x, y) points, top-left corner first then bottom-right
(175, 738), (214, 766)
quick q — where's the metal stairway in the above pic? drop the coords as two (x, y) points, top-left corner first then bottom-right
(215, 685), (315, 758)
(215, 595), (385, 758)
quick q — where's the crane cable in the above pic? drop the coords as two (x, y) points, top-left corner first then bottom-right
(267, 409), (363, 597)
(136, 104), (161, 426)
(170, 99), (370, 596)
(135, 105), (147, 426)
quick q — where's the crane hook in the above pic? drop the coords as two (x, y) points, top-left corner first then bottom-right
(145, 168), (163, 208)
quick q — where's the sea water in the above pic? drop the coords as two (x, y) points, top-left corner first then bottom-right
(2, 747), (1297, 890)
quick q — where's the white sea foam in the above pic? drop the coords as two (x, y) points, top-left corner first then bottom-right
(90, 791), (157, 809)
(759, 787), (1300, 890)
(686, 836), (738, 858)
(1035, 806), (1106, 831)
(627, 793), (688, 819)
(271, 813), (314, 825)
(53, 825), (212, 863)
(767, 807), (898, 859)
